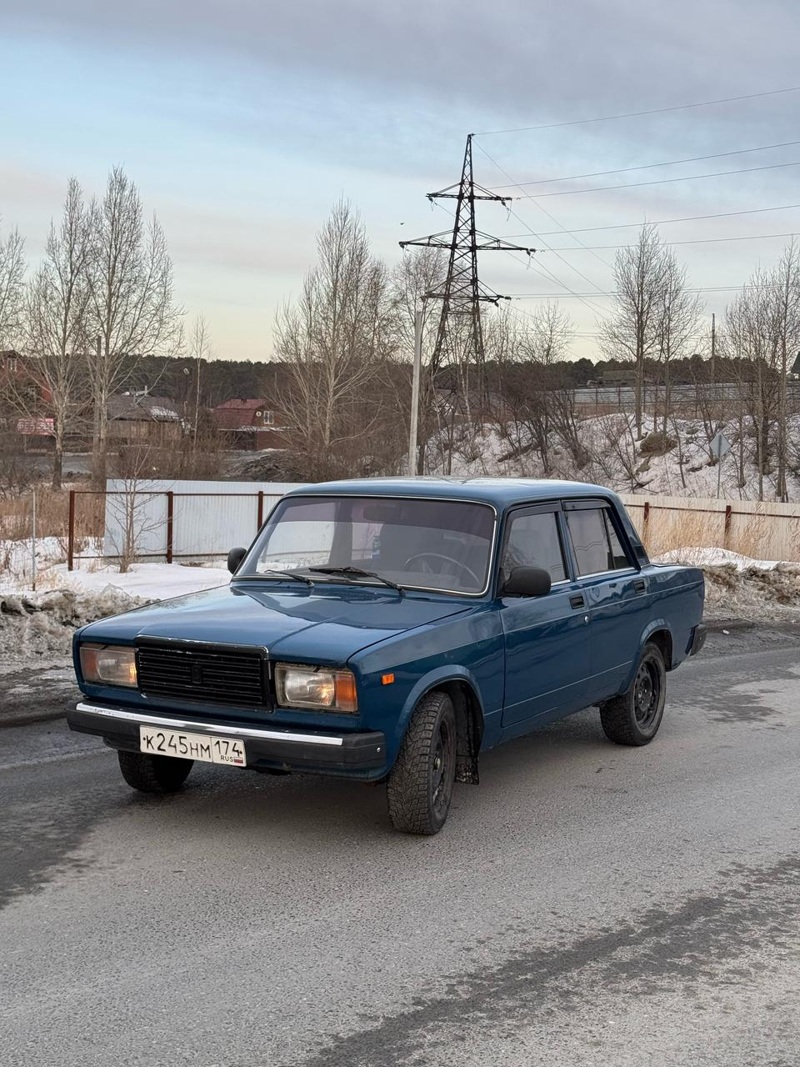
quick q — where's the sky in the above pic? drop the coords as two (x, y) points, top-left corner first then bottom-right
(2, 0), (800, 363)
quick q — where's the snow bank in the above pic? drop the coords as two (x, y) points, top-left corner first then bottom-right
(654, 547), (800, 620)
(1, 555), (231, 661)
(653, 547), (781, 571)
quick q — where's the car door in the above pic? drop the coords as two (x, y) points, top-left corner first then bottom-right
(562, 500), (653, 702)
(499, 503), (593, 727)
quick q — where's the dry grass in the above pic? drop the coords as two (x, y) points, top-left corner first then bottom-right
(645, 507), (723, 558)
(643, 502), (800, 563)
(730, 509), (770, 560)
(0, 488), (104, 544)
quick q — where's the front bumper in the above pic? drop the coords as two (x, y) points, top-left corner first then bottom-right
(68, 702), (387, 775)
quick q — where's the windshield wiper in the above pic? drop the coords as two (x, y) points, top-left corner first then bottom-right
(308, 566), (403, 593)
(238, 570), (313, 585)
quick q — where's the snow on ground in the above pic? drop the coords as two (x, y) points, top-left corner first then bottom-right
(653, 547), (781, 570)
(433, 414), (800, 501)
(54, 561), (231, 600)
(1, 535), (230, 599)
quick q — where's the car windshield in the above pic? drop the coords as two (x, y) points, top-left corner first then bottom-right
(238, 495), (495, 594)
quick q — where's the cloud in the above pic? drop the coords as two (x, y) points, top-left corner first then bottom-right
(4, 0), (799, 131)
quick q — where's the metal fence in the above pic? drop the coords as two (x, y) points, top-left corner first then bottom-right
(65, 481), (800, 570)
(67, 481), (306, 569)
(619, 492), (800, 563)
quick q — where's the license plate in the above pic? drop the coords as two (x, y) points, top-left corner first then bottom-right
(139, 726), (246, 767)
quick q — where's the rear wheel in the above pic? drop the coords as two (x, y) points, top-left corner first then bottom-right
(387, 691), (457, 835)
(600, 642), (666, 746)
(117, 751), (194, 794)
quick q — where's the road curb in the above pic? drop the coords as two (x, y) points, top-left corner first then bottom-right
(0, 707), (70, 730)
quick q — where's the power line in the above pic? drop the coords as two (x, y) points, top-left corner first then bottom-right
(544, 230), (799, 251)
(473, 142), (615, 306)
(429, 193), (611, 321)
(489, 139), (800, 189)
(474, 85), (800, 137)
(511, 158), (800, 201)
(512, 282), (790, 298)
(502, 202), (800, 238)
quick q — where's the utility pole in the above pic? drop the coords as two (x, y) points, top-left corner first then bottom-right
(710, 313), (716, 385)
(400, 134), (535, 472)
(407, 307), (424, 476)
(193, 356), (201, 451)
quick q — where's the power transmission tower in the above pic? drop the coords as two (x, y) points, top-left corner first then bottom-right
(399, 133), (536, 401)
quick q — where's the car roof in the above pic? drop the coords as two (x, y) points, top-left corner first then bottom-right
(283, 476), (622, 509)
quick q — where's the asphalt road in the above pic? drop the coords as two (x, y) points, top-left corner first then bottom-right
(1, 629), (799, 1067)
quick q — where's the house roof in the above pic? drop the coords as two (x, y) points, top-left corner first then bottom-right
(108, 394), (180, 422)
(214, 398), (268, 412)
(213, 398), (271, 429)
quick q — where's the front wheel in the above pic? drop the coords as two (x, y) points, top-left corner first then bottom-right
(118, 751), (194, 794)
(387, 691), (457, 835)
(600, 642), (666, 746)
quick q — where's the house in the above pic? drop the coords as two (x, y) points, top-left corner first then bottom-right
(0, 351), (56, 451)
(212, 398), (286, 450)
(107, 392), (182, 446)
(0, 349), (54, 410)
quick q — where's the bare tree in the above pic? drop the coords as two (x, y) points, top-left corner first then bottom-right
(23, 179), (92, 489)
(652, 257), (704, 463)
(187, 314), (211, 452)
(107, 441), (164, 572)
(599, 224), (673, 437)
(86, 167), (182, 487)
(724, 268), (782, 501)
(274, 200), (399, 479)
(0, 225), (25, 348)
(489, 304), (577, 474)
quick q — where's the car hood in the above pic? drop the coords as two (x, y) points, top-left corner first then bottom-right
(77, 581), (475, 664)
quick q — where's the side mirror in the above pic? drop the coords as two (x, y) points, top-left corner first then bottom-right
(227, 547), (247, 574)
(501, 566), (551, 598)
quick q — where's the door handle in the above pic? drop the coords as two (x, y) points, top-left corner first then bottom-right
(569, 594), (585, 609)
(633, 579), (646, 593)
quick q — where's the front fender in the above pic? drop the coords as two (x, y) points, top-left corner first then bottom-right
(392, 665), (487, 755)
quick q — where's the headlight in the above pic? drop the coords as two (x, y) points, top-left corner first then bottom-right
(80, 644), (138, 688)
(274, 663), (357, 714)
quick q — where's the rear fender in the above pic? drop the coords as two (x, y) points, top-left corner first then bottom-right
(622, 619), (672, 690)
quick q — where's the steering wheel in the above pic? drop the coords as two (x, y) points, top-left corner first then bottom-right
(404, 552), (480, 587)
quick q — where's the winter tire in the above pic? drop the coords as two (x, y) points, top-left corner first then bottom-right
(118, 751), (194, 794)
(387, 690), (457, 835)
(600, 641), (666, 746)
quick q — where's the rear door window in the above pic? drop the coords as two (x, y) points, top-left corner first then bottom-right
(566, 506), (632, 577)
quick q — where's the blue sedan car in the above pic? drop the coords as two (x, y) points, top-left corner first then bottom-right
(68, 478), (706, 834)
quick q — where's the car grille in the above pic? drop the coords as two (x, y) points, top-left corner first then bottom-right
(136, 641), (269, 708)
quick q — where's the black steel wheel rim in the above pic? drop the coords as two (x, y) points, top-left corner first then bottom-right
(634, 659), (660, 727)
(431, 716), (455, 818)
